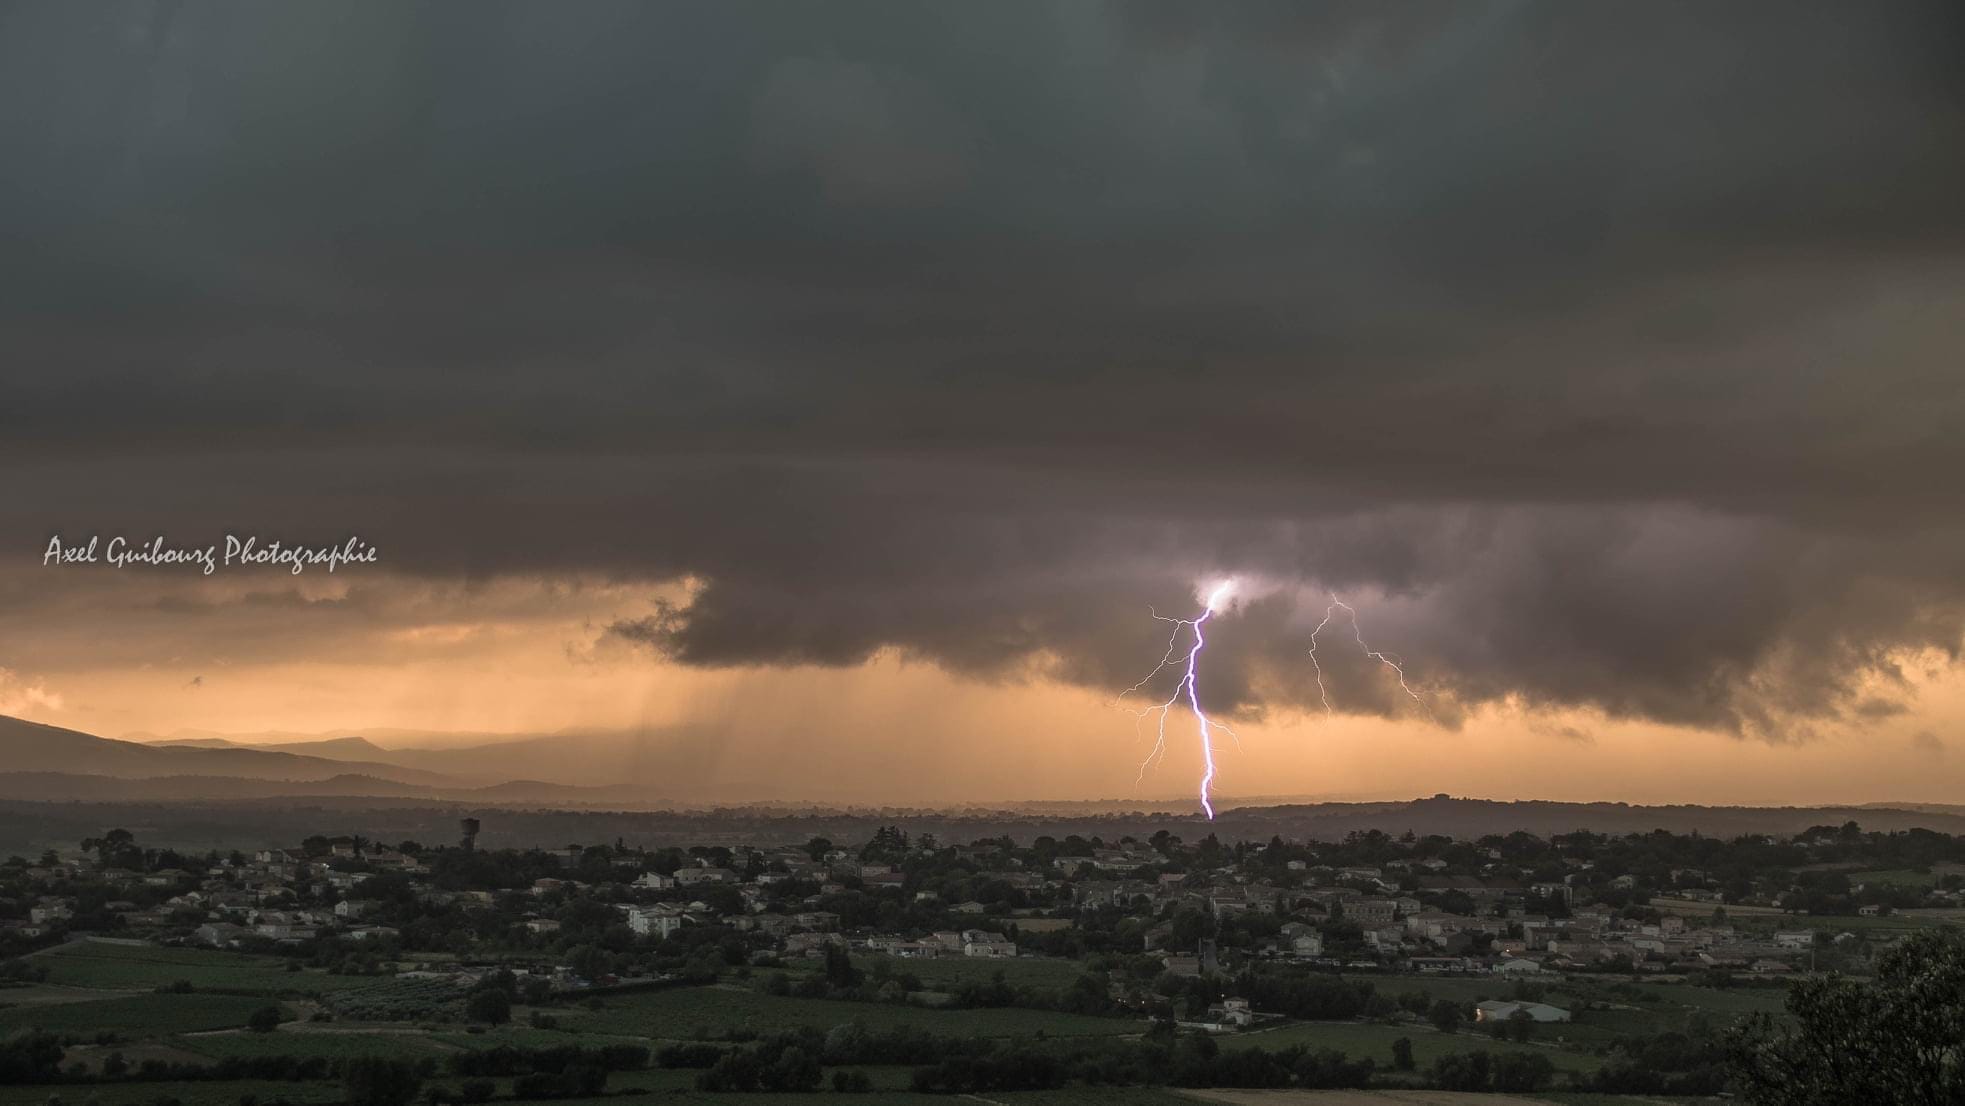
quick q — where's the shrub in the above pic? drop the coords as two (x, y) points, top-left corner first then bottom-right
(343, 1057), (422, 1106)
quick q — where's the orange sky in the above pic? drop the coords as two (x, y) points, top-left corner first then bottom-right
(3, 570), (1956, 807)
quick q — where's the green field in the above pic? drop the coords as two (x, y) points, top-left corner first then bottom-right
(1846, 867), (1939, 888)
(993, 1091), (1209, 1105)
(1356, 973), (1518, 1005)
(1631, 981), (1788, 1016)
(570, 983), (1141, 1039)
(33, 942), (369, 995)
(174, 1028), (451, 1061)
(0, 1081), (347, 1106)
(517, 1096), (948, 1106)
(432, 1024), (652, 1050)
(0, 991), (269, 1036)
(1220, 1020), (1599, 1073)
(854, 954), (1088, 990)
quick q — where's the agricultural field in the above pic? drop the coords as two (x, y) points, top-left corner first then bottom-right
(173, 1027), (451, 1061)
(854, 952), (1088, 990)
(1629, 982), (1787, 1017)
(1219, 1021), (1599, 1074)
(1845, 867), (1941, 887)
(568, 982), (1142, 1039)
(31, 942), (368, 995)
(320, 974), (469, 1020)
(0, 1081), (348, 1106)
(431, 1024), (653, 1050)
(1184, 1093), (1711, 1106)
(1356, 973), (1522, 1005)
(995, 1090), (1218, 1105)
(0, 991), (269, 1036)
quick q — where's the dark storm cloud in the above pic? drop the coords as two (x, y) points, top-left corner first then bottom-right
(3, 1), (1964, 737)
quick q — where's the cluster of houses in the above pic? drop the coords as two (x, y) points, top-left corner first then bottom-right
(3, 828), (1925, 993)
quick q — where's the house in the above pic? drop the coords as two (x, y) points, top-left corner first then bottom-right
(623, 904), (685, 939)
(1204, 997), (1254, 1028)
(674, 867), (737, 886)
(1347, 899), (1398, 926)
(1280, 922), (1323, 958)
(955, 929), (1016, 957)
(635, 872), (677, 890)
(1772, 931), (1814, 951)
(1161, 954), (1202, 978)
(194, 921), (249, 947)
(1475, 1000), (1571, 1023)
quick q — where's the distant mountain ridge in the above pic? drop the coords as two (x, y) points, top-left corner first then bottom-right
(0, 715), (457, 787)
(148, 736), (390, 758)
(124, 724), (710, 789)
(0, 770), (667, 806)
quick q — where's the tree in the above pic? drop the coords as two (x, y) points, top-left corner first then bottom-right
(343, 1058), (421, 1106)
(80, 829), (136, 869)
(464, 988), (511, 1025)
(1390, 1037), (1414, 1071)
(1430, 1050), (1492, 1092)
(822, 943), (861, 990)
(1728, 928), (1965, 1105)
(1507, 1008), (1535, 1042)
(758, 1046), (820, 1092)
(1428, 998), (1462, 1034)
(1491, 1051), (1555, 1093)
(0, 1031), (64, 1084)
(247, 1006), (282, 1033)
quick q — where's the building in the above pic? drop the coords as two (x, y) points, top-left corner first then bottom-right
(1347, 899), (1398, 926)
(624, 904), (684, 939)
(1475, 1000), (1571, 1023)
(674, 866), (737, 886)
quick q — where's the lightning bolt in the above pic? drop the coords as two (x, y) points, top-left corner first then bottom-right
(1122, 582), (1234, 819)
(1308, 593), (1433, 720)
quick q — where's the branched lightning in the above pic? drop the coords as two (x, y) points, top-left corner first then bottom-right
(1121, 584), (1429, 819)
(1120, 582), (1234, 819)
(1308, 593), (1433, 721)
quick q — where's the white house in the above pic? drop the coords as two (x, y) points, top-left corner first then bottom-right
(623, 904), (685, 938)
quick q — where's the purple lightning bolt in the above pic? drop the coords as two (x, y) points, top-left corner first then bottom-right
(1123, 581), (1235, 819)
(1309, 593), (1433, 721)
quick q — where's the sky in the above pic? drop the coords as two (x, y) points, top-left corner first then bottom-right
(2, 2), (1963, 806)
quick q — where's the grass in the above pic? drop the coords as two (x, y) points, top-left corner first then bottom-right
(569, 983), (1140, 1039)
(431, 1025), (652, 1050)
(548, 1097), (950, 1106)
(1632, 981), (1788, 1016)
(1844, 868), (1938, 888)
(0, 1082), (346, 1106)
(1533, 1096), (1717, 1106)
(854, 954), (1089, 990)
(1218, 1020), (1599, 1073)
(1359, 974), (1516, 1005)
(33, 942), (370, 996)
(0, 992), (270, 1036)
(173, 1028), (451, 1061)
(994, 1091), (1207, 1105)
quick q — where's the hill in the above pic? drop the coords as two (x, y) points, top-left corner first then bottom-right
(146, 735), (391, 759)
(0, 715), (459, 788)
